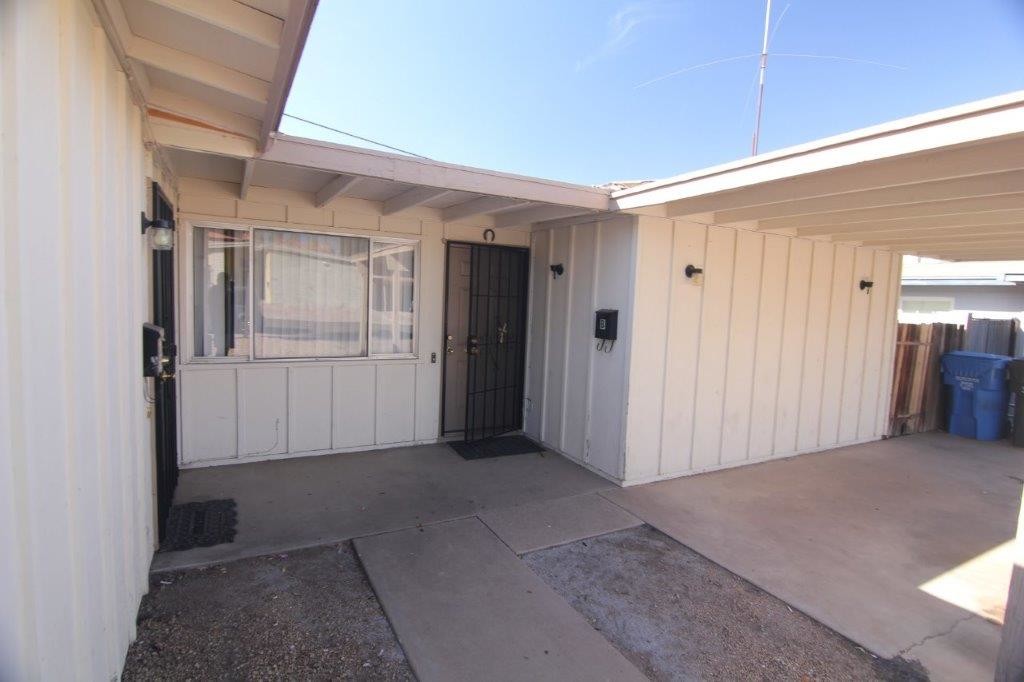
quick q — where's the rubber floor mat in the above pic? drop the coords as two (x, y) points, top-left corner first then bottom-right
(448, 435), (543, 460)
(160, 499), (237, 552)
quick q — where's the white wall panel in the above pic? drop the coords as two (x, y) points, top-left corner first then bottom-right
(0, 0), (154, 677)
(720, 230), (764, 465)
(624, 221), (900, 483)
(376, 364), (417, 444)
(288, 366), (333, 452)
(239, 368), (288, 457)
(747, 234), (789, 460)
(334, 364), (376, 448)
(181, 370), (238, 464)
(691, 227), (737, 470)
(659, 221), (707, 473)
(525, 216), (636, 481)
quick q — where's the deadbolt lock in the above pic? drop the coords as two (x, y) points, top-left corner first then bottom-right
(445, 335), (455, 354)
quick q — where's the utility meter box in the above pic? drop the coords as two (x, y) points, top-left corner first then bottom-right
(594, 309), (618, 341)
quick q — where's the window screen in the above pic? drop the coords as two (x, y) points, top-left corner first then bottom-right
(253, 230), (369, 358)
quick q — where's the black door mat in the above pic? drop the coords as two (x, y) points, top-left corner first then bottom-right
(449, 435), (544, 460)
(159, 499), (238, 552)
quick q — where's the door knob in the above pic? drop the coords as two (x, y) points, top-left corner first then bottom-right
(445, 335), (455, 354)
(467, 335), (480, 355)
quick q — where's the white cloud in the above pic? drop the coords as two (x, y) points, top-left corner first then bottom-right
(576, 1), (675, 71)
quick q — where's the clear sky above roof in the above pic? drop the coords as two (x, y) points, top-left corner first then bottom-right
(282, 0), (1024, 186)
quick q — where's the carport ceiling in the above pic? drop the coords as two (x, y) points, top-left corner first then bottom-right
(615, 92), (1024, 261)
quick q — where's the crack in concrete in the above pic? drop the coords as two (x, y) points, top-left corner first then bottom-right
(897, 613), (979, 657)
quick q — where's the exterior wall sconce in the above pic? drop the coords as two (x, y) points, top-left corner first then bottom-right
(685, 264), (704, 285)
(550, 263), (564, 279)
(141, 213), (175, 251)
(859, 279), (874, 292)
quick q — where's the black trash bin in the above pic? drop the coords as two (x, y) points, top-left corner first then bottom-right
(1010, 359), (1024, 447)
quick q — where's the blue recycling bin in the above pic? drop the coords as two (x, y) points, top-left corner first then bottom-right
(940, 351), (1011, 440)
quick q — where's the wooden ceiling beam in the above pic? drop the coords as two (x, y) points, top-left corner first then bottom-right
(314, 174), (362, 208)
(441, 196), (530, 223)
(382, 187), (453, 215)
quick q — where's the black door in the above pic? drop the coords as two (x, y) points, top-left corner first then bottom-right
(463, 244), (530, 442)
(151, 182), (178, 541)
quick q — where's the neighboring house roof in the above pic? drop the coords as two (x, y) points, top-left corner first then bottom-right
(93, 2), (1024, 246)
(901, 259), (1024, 286)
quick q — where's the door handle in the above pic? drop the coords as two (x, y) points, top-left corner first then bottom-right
(446, 335), (455, 354)
(467, 335), (480, 355)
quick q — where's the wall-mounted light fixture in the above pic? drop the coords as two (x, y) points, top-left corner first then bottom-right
(859, 279), (874, 292)
(684, 264), (703, 279)
(550, 263), (565, 279)
(141, 213), (175, 251)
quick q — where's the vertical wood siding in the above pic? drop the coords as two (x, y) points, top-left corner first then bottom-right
(625, 216), (900, 483)
(0, 0), (154, 678)
(524, 217), (636, 481)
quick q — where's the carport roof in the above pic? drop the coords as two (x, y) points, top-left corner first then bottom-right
(613, 91), (1024, 262)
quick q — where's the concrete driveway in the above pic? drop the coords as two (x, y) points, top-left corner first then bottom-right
(602, 432), (1023, 681)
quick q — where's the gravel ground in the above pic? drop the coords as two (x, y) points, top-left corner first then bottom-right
(523, 526), (929, 682)
(123, 542), (412, 681)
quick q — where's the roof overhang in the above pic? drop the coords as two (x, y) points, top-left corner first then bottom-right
(92, 0), (317, 155)
(163, 134), (613, 226)
(614, 91), (1024, 261)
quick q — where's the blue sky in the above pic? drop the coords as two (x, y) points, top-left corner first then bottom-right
(282, 1), (1024, 186)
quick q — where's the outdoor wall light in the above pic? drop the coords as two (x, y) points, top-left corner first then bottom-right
(141, 213), (175, 251)
(684, 264), (703, 279)
(859, 279), (874, 292)
(550, 263), (565, 279)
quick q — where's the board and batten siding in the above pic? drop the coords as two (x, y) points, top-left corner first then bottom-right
(175, 177), (530, 466)
(524, 216), (637, 481)
(1, 0), (157, 678)
(625, 216), (901, 483)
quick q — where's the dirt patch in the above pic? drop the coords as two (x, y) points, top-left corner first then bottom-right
(123, 542), (412, 681)
(523, 526), (928, 681)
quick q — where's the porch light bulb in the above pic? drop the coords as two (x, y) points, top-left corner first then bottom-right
(150, 226), (174, 251)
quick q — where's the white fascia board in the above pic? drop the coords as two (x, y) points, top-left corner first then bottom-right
(613, 91), (1024, 210)
(262, 133), (611, 210)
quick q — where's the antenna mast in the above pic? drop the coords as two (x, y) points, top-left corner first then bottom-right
(751, 0), (772, 155)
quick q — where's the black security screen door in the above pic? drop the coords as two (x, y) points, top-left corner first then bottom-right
(152, 182), (178, 541)
(464, 244), (529, 442)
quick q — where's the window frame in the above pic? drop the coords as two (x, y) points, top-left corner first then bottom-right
(899, 295), (955, 314)
(182, 220), (420, 365)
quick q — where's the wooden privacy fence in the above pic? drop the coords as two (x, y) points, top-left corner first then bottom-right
(888, 323), (964, 436)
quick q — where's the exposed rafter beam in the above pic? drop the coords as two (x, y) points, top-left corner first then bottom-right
(146, 0), (283, 48)
(382, 187), (453, 215)
(863, 234), (1024, 250)
(493, 205), (592, 229)
(853, 223), (1024, 244)
(758, 193), (1024, 232)
(712, 170), (1024, 224)
(797, 210), (1024, 237)
(314, 174), (362, 208)
(915, 248), (1024, 261)
(149, 88), (260, 139)
(150, 120), (258, 158)
(442, 196), (530, 223)
(126, 36), (269, 106)
(240, 159), (255, 199)
(257, 0), (318, 150)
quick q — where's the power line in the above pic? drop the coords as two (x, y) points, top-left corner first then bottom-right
(281, 113), (431, 159)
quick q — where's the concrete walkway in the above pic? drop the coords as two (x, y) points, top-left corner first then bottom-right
(354, 517), (647, 682)
(154, 443), (613, 571)
(603, 432), (1023, 681)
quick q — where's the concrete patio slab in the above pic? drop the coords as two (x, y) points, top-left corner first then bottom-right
(602, 432), (1024, 681)
(154, 444), (612, 571)
(353, 517), (646, 682)
(478, 492), (641, 554)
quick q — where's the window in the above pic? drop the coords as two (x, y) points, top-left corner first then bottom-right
(191, 224), (416, 361)
(193, 227), (250, 358)
(371, 241), (415, 354)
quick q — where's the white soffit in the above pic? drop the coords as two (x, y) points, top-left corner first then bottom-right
(615, 91), (1024, 261)
(92, 0), (317, 154)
